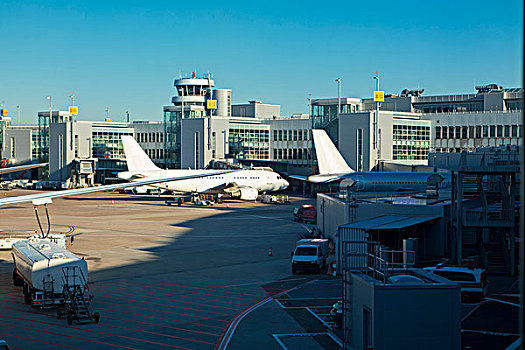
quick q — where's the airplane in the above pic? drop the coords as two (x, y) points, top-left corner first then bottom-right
(0, 163), (47, 175)
(117, 136), (289, 201)
(0, 167), (245, 207)
(291, 129), (452, 195)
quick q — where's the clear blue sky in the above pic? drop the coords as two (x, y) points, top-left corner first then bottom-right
(1, 0), (522, 124)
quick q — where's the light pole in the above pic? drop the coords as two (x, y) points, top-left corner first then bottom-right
(17, 105), (20, 125)
(46, 96), (52, 122)
(335, 78), (341, 115)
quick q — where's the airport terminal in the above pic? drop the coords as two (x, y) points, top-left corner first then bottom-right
(0, 75), (522, 350)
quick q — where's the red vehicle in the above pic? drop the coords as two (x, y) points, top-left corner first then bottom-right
(293, 205), (317, 223)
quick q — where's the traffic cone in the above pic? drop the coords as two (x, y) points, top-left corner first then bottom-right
(268, 248), (273, 257)
(331, 260), (337, 277)
(112, 199), (115, 205)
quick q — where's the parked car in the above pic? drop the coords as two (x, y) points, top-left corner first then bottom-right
(424, 264), (488, 302)
(293, 204), (317, 223)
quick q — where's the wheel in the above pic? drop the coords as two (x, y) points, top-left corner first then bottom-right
(292, 267), (297, 274)
(24, 291), (31, 305)
(93, 312), (100, 324)
(167, 202), (172, 206)
(67, 315), (73, 325)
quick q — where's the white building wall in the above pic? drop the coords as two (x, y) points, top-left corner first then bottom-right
(424, 111), (522, 152)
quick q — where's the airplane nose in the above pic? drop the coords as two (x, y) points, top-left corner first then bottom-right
(282, 179), (289, 190)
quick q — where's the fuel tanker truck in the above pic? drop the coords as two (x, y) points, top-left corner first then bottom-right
(11, 238), (90, 309)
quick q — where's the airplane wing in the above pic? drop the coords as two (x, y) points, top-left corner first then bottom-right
(288, 175), (308, 181)
(0, 163), (47, 175)
(289, 174), (342, 183)
(0, 168), (242, 207)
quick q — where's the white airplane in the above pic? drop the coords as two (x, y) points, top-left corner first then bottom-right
(117, 136), (289, 201)
(0, 166), (243, 207)
(0, 163), (47, 175)
(291, 129), (451, 194)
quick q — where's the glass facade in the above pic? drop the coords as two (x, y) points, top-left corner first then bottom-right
(311, 103), (360, 146)
(91, 127), (133, 159)
(414, 102), (483, 114)
(228, 125), (270, 160)
(164, 108), (206, 168)
(392, 123), (430, 161)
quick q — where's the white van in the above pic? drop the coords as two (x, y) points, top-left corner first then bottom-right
(291, 239), (330, 274)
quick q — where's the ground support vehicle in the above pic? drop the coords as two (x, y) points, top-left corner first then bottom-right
(293, 204), (317, 223)
(424, 264), (488, 302)
(291, 238), (330, 274)
(12, 238), (91, 308)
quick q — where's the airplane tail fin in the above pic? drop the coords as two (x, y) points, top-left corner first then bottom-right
(312, 129), (354, 174)
(122, 136), (160, 171)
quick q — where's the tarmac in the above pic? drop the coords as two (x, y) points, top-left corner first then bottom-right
(0, 189), (340, 350)
(0, 189), (520, 349)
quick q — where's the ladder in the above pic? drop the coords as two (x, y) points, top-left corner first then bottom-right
(57, 266), (100, 325)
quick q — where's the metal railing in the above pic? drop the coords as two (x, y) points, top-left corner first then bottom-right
(342, 241), (416, 284)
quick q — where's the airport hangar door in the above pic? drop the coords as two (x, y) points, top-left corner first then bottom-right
(338, 215), (442, 266)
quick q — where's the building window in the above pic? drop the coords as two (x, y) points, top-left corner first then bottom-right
(74, 135), (79, 158)
(273, 130), (277, 141)
(490, 126), (496, 138)
(497, 125), (503, 137)
(278, 130), (282, 141)
(483, 126), (489, 138)
(435, 126), (441, 139)
(283, 130), (288, 141)
(512, 125), (518, 137)
(10, 137), (15, 158)
(475, 126), (481, 138)
(504, 125), (510, 137)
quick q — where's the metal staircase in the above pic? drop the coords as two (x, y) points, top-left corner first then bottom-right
(57, 266), (99, 325)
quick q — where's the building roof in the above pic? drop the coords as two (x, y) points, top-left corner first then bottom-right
(340, 215), (440, 230)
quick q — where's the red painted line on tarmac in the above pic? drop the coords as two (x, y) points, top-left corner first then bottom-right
(0, 303), (224, 333)
(0, 316), (196, 350)
(94, 282), (261, 302)
(102, 315), (221, 337)
(93, 284), (252, 305)
(102, 322), (217, 346)
(215, 278), (320, 350)
(89, 287), (239, 310)
(110, 281), (268, 298)
(94, 306), (225, 329)
(218, 276), (310, 288)
(96, 293), (235, 316)
(95, 300), (230, 323)
(0, 321), (139, 350)
(0, 331), (81, 350)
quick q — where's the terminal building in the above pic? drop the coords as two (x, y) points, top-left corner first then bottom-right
(1, 77), (522, 185)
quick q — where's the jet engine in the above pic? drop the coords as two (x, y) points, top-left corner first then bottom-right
(238, 188), (259, 201)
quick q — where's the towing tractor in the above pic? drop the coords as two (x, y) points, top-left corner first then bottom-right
(291, 238), (330, 274)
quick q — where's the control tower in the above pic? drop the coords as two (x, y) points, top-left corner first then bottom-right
(164, 72), (215, 168)
(172, 72), (214, 109)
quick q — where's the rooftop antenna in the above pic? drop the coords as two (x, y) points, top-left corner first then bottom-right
(105, 107), (110, 120)
(69, 92), (75, 106)
(126, 111), (130, 123)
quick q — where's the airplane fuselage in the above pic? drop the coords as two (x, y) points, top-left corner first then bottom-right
(118, 169), (288, 193)
(337, 172), (452, 193)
